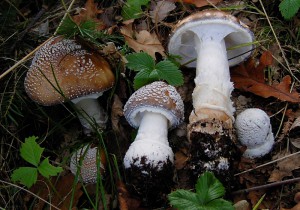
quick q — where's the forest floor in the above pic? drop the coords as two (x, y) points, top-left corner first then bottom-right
(1, 0), (300, 209)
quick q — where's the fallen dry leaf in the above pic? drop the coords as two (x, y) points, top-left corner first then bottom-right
(120, 23), (166, 58)
(117, 180), (146, 210)
(150, 1), (176, 23)
(174, 148), (189, 170)
(72, 0), (106, 30)
(111, 94), (124, 133)
(268, 150), (300, 182)
(177, 0), (223, 7)
(25, 173), (82, 210)
(231, 51), (300, 103)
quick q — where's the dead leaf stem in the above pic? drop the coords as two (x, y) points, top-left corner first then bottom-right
(234, 150), (300, 176)
(231, 177), (300, 195)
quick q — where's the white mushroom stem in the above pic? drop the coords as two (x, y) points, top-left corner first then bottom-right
(190, 29), (235, 123)
(72, 93), (107, 133)
(135, 111), (168, 144)
(124, 111), (174, 170)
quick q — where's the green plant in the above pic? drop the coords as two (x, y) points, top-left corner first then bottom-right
(168, 171), (234, 210)
(279, 0), (300, 20)
(121, 0), (150, 20)
(56, 16), (122, 46)
(11, 136), (63, 188)
(126, 52), (184, 90)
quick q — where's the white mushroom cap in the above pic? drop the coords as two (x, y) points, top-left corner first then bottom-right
(123, 81), (184, 129)
(168, 10), (254, 68)
(235, 108), (274, 158)
(123, 139), (174, 171)
(70, 145), (106, 184)
(24, 36), (115, 105)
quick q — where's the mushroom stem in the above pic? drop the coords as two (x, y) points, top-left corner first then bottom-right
(190, 31), (234, 125)
(135, 111), (168, 145)
(73, 97), (107, 133)
(124, 111), (173, 169)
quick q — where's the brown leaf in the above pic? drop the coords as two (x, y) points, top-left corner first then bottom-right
(25, 173), (83, 210)
(120, 23), (166, 59)
(177, 0), (223, 7)
(111, 94), (124, 133)
(117, 180), (146, 210)
(174, 148), (189, 170)
(268, 151), (300, 182)
(231, 51), (300, 103)
(150, 1), (176, 23)
(72, 0), (105, 30)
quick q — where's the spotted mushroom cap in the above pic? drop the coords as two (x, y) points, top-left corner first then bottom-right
(124, 81), (184, 129)
(70, 145), (106, 184)
(24, 36), (115, 106)
(168, 10), (254, 68)
(235, 108), (275, 158)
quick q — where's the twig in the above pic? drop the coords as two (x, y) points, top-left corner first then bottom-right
(0, 36), (53, 80)
(54, 0), (77, 36)
(0, 179), (60, 210)
(234, 150), (300, 176)
(0, 0), (77, 80)
(231, 177), (300, 195)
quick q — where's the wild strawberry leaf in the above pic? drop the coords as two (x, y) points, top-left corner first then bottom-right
(126, 52), (183, 89)
(279, 0), (300, 20)
(11, 167), (38, 188)
(20, 136), (43, 167)
(231, 51), (300, 103)
(38, 158), (63, 179)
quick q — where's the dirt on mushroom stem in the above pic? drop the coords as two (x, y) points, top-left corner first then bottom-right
(188, 116), (240, 191)
(124, 156), (174, 207)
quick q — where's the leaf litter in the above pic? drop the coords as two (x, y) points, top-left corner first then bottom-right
(2, 0), (300, 209)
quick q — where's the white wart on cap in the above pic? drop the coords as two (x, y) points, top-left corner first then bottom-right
(235, 108), (274, 158)
(124, 81), (184, 129)
(123, 81), (184, 169)
(24, 36), (115, 105)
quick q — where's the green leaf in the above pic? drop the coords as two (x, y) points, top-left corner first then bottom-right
(279, 0), (300, 20)
(156, 60), (184, 86)
(133, 69), (154, 89)
(168, 189), (201, 210)
(126, 52), (155, 72)
(121, 0), (150, 20)
(126, 52), (184, 89)
(196, 172), (225, 204)
(56, 16), (78, 38)
(205, 199), (234, 210)
(11, 167), (38, 188)
(20, 136), (43, 167)
(38, 158), (63, 179)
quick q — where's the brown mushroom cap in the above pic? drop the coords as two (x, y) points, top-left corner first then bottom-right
(168, 10), (254, 67)
(124, 81), (184, 129)
(24, 36), (115, 106)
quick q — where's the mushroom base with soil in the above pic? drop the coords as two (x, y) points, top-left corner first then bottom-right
(188, 117), (238, 189)
(124, 158), (174, 207)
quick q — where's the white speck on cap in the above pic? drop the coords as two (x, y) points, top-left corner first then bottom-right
(235, 108), (274, 158)
(70, 145), (105, 184)
(124, 81), (184, 129)
(24, 36), (115, 106)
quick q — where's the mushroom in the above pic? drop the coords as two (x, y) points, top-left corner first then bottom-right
(235, 108), (274, 159)
(123, 81), (184, 201)
(168, 10), (254, 180)
(70, 144), (106, 184)
(24, 36), (115, 134)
